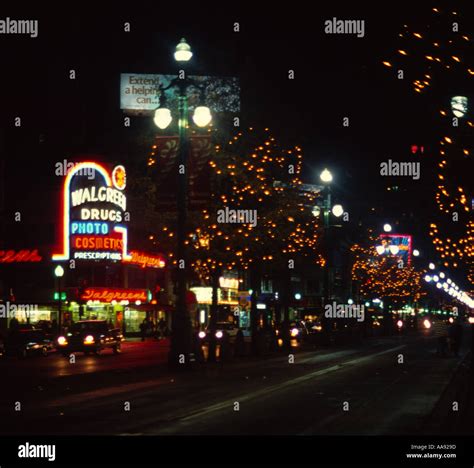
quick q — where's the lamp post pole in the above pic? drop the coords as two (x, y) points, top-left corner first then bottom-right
(322, 184), (332, 344)
(153, 39), (212, 368)
(54, 265), (64, 334)
(319, 169), (333, 345)
(169, 76), (192, 368)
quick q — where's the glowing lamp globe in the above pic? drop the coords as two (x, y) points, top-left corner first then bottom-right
(389, 245), (399, 255)
(451, 96), (468, 118)
(192, 106), (212, 127)
(174, 38), (192, 62)
(320, 169), (333, 183)
(154, 108), (172, 129)
(332, 204), (344, 217)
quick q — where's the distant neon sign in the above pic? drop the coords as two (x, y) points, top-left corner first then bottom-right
(0, 249), (42, 263)
(52, 161), (131, 262)
(125, 251), (166, 268)
(81, 287), (148, 302)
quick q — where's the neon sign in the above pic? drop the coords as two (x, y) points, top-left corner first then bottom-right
(52, 161), (131, 262)
(0, 249), (42, 263)
(125, 251), (166, 268)
(81, 287), (148, 302)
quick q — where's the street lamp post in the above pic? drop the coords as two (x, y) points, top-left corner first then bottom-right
(154, 38), (212, 368)
(54, 265), (64, 333)
(318, 169), (344, 345)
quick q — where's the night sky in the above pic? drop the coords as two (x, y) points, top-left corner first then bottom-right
(1, 3), (472, 284)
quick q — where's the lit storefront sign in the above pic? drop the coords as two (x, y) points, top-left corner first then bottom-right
(0, 249), (42, 263)
(219, 277), (239, 290)
(125, 251), (165, 268)
(52, 162), (131, 262)
(190, 286), (239, 305)
(80, 287), (149, 303)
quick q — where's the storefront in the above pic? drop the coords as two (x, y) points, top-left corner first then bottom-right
(191, 276), (248, 329)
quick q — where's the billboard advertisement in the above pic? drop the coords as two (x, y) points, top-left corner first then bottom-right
(120, 73), (240, 114)
(378, 234), (413, 265)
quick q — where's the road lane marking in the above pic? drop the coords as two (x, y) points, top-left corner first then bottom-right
(176, 345), (406, 424)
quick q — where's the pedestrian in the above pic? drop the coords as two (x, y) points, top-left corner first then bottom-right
(158, 318), (166, 340)
(139, 319), (147, 342)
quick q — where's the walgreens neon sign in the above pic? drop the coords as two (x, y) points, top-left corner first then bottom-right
(52, 161), (131, 262)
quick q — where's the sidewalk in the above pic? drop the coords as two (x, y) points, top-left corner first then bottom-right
(421, 337), (474, 434)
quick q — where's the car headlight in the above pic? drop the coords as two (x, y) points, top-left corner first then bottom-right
(57, 336), (68, 346)
(423, 319), (432, 329)
(215, 331), (223, 339)
(290, 328), (299, 337)
(84, 335), (95, 344)
(198, 331), (206, 339)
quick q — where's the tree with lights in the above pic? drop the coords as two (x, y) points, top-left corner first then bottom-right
(190, 127), (323, 354)
(351, 231), (424, 310)
(133, 126), (323, 357)
(382, 6), (473, 294)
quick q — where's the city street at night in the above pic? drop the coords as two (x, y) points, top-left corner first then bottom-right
(1, 333), (472, 436)
(1, 2), (473, 466)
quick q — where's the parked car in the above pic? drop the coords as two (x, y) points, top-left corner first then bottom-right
(56, 320), (123, 356)
(4, 329), (55, 358)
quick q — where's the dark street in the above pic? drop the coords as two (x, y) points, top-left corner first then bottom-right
(1, 333), (471, 436)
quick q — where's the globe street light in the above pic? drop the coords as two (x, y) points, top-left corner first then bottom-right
(54, 265), (65, 333)
(383, 223), (392, 232)
(331, 204), (344, 218)
(174, 38), (193, 62)
(451, 96), (468, 118)
(320, 168), (333, 183)
(154, 108), (173, 129)
(192, 105), (212, 127)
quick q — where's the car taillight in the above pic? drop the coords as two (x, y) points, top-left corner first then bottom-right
(57, 336), (67, 346)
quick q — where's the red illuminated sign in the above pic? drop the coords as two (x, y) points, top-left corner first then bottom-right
(80, 287), (148, 303)
(0, 249), (42, 263)
(125, 251), (165, 269)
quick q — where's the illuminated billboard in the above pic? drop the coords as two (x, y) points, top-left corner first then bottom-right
(378, 234), (413, 265)
(120, 73), (240, 114)
(52, 162), (131, 263)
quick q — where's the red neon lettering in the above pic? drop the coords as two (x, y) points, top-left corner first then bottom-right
(81, 288), (147, 302)
(0, 249), (43, 263)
